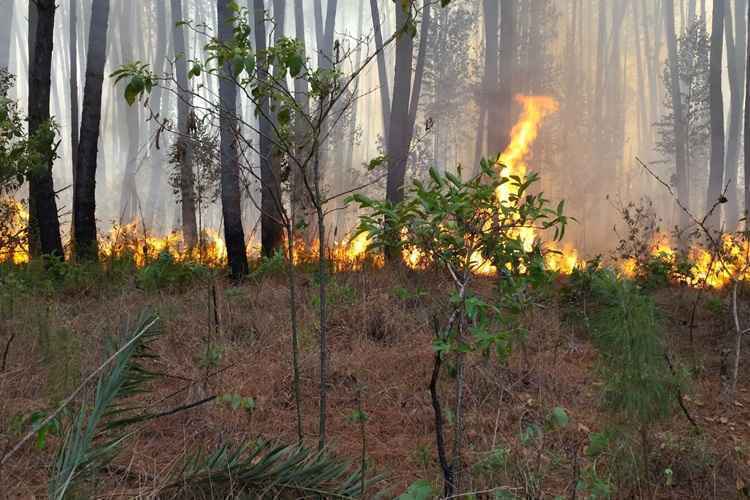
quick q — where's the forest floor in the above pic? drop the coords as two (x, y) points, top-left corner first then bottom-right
(0, 264), (749, 499)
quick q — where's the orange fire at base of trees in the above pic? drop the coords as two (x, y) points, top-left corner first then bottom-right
(2, 94), (748, 291)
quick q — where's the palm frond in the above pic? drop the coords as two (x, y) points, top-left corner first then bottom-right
(163, 440), (381, 499)
(48, 311), (162, 500)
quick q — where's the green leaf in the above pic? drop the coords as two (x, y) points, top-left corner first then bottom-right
(549, 406), (570, 428)
(188, 63), (202, 78)
(398, 480), (436, 500)
(124, 76), (145, 106)
(287, 52), (304, 77)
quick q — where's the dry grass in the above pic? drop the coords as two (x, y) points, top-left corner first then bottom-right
(0, 267), (748, 498)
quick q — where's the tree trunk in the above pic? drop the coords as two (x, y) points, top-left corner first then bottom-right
(171, 0), (198, 248)
(407, 1), (431, 143)
(73, 0), (110, 261)
(634, 0), (649, 152)
(745, 0), (750, 218)
(145, 0), (170, 232)
(0, 0), (13, 69)
(665, 0), (691, 229)
(724, 0), (747, 227)
(385, 2), (414, 205)
(292, 0), (314, 243)
(69, 0), (79, 202)
(370, 0), (391, 146)
(497, 0), (516, 154)
(254, 0), (283, 256)
(27, 0), (64, 259)
(483, 0), (499, 155)
(707, 0), (726, 228)
(217, 0), (249, 278)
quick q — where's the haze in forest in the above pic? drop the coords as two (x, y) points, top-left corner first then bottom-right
(0, 0), (743, 257)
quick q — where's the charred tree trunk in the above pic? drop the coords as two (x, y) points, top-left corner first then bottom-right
(218, 0), (249, 278)
(73, 0), (110, 261)
(707, 0), (726, 228)
(665, 0), (691, 229)
(27, 0), (64, 259)
(255, 0), (283, 256)
(745, 0), (750, 218)
(171, 0), (198, 248)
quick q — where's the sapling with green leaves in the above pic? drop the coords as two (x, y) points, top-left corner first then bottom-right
(350, 158), (569, 496)
(589, 270), (686, 482)
(113, 0), (447, 450)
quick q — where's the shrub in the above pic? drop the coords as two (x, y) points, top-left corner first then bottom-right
(351, 160), (569, 495)
(136, 251), (211, 291)
(588, 270), (685, 480)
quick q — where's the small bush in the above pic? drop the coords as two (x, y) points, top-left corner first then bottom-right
(136, 251), (211, 291)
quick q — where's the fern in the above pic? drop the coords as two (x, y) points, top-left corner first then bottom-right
(48, 312), (162, 499)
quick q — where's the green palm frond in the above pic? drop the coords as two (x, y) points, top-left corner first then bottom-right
(48, 311), (162, 500)
(163, 440), (381, 499)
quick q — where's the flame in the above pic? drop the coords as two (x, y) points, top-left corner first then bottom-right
(98, 220), (227, 267)
(544, 242), (582, 275)
(4, 93), (748, 291)
(0, 198), (29, 264)
(616, 232), (750, 289)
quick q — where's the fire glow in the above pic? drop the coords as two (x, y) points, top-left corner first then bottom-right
(3, 94), (748, 290)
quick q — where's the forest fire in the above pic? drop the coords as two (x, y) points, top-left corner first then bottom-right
(0, 198), (30, 265)
(1, 94), (747, 291)
(618, 232), (750, 289)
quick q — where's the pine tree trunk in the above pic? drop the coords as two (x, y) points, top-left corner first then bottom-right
(73, 0), (110, 261)
(665, 0), (691, 229)
(171, 0), (198, 248)
(706, 0), (726, 228)
(744, 0), (750, 218)
(145, 0), (170, 232)
(218, 0), (249, 278)
(370, 0), (391, 146)
(27, 0), (64, 259)
(724, 0), (747, 227)
(385, 2), (414, 205)
(292, 0), (314, 244)
(69, 0), (79, 202)
(254, 0), (283, 257)
(0, 0), (13, 69)
(497, 0), (515, 154)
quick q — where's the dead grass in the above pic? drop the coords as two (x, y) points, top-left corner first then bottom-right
(0, 267), (748, 498)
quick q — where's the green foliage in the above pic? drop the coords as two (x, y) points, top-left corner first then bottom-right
(9, 410), (64, 450)
(577, 464), (615, 499)
(0, 68), (59, 193)
(167, 440), (380, 498)
(350, 161), (568, 359)
(311, 278), (355, 308)
(398, 479), (436, 500)
(589, 271), (682, 426)
(218, 393), (256, 415)
(48, 312), (163, 499)
(250, 248), (285, 278)
(136, 251), (211, 291)
(351, 162), (567, 271)
(110, 62), (154, 106)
